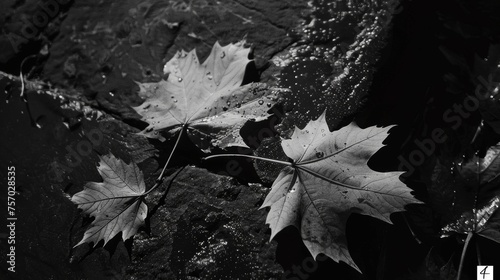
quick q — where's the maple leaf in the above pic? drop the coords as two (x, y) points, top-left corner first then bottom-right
(435, 143), (500, 279)
(441, 143), (500, 243)
(71, 154), (147, 247)
(259, 112), (421, 271)
(133, 40), (278, 150)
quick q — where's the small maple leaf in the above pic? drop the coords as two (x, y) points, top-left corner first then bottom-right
(260, 112), (421, 271)
(133, 40), (278, 151)
(442, 196), (500, 242)
(441, 143), (500, 243)
(71, 154), (147, 247)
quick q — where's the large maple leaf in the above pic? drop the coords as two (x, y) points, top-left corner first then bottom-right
(260, 112), (421, 271)
(133, 40), (278, 150)
(71, 154), (147, 247)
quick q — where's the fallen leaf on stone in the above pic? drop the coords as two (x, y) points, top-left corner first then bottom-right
(71, 154), (147, 247)
(133, 40), (278, 151)
(260, 112), (421, 271)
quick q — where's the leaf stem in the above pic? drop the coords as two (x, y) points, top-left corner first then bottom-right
(144, 125), (185, 196)
(20, 54), (37, 102)
(457, 232), (473, 280)
(204, 154), (292, 166)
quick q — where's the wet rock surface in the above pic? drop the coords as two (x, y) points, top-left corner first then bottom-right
(127, 167), (280, 280)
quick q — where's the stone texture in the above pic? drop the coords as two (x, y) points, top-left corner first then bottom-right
(126, 166), (281, 280)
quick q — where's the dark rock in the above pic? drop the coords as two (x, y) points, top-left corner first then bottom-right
(0, 0), (72, 73)
(127, 167), (280, 280)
